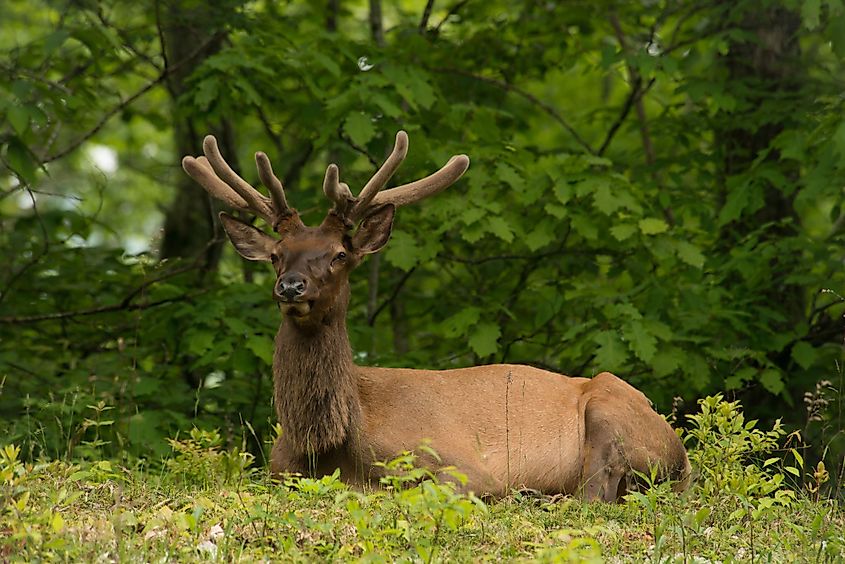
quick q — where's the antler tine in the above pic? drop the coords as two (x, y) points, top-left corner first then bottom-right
(323, 164), (354, 216)
(182, 156), (251, 211)
(202, 135), (275, 224)
(350, 131), (409, 220)
(369, 153), (470, 209)
(255, 151), (292, 216)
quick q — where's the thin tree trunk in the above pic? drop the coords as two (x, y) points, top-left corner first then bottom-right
(326, 0), (339, 32)
(717, 3), (803, 397)
(366, 0), (385, 356)
(158, 0), (229, 273)
(369, 0), (384, 47)
(719, 4), (801, 227)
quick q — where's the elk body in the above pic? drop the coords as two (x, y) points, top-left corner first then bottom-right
(182, 132), (690, 501)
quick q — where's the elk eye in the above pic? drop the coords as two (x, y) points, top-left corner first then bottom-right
(333, 251), (347, 263)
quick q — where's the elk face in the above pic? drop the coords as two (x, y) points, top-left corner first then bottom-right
(219, 206), (394, 323)
(182, 130), (467, 322)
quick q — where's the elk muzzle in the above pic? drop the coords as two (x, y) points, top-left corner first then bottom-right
(275, 275), (307, 302)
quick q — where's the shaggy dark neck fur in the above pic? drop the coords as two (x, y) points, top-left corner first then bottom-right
(272, 286), (361, 458)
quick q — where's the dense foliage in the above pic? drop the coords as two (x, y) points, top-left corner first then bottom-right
(2, 397), (843, 560)
(1, 0), (844, 483)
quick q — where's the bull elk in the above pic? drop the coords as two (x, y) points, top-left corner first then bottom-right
(181, 131), (690, 501)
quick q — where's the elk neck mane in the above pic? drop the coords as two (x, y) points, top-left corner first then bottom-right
(272, 284), (361, 457)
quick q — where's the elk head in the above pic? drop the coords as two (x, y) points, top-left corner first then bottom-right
(181, 132), (469, 326)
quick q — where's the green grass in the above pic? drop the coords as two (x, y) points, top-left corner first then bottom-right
(2, 397), (844, 562)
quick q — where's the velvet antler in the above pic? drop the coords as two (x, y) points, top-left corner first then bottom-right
(182, 135), (302, 232)
(322, 131), (470, 223)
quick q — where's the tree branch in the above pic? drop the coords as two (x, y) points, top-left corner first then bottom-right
(0, 189), (50, 307)
(608, 14), (656, 166)
(41, 31), (224, 164)
(368, 267), (417, 326)
(607, 13), (678, 226)
(0, 264), (202, 324)
(92, 4), (162, 74)
(326, 0), (340, 33)
(154, 0), (174, 98)
(433, 0), (470, 32)
(432, 66), (596, 155)
(596, 76), (655, 157)
(420, 0), (436, 32)
(338, 129), (380, 168)
(0, 295), (198, 324)
(369, 0), (385, 47)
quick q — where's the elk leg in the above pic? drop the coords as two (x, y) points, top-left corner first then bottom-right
(270, 435), (306, 478)
(582, 444), (626, 502)
(582, 400), (628, 502)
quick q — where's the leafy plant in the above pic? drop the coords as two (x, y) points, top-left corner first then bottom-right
(166, 427), (255, 487)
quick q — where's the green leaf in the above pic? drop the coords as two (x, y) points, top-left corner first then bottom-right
(344, 112), (375, 147)
(232, 346), (257, 372)
(763, 457), (780, 467)
(384, 66), (436, 109)
(683, 354), (711, 391)
(51, 512), (64, 533)
(623, 320), (657, 363)
(552, 182), (574, 205)
(801, 0), (821, 29)
(651, 347), (684, 377)
(246, 335), (273, 365)
(725, 366), (756, 389)
(544, 203), (568, 219)
(610, 224), (637, 241)
(674, 241), (705, 269)
(186, 330), (214, 355)
(693, 507), (711, 526)
(461, 206), (485, 226)
(593, 331), (629, 370)
(43, 29), (70, 54)
(591, 181), (621, 215)
(718, 186), (750, 225)
(311, 52), (341, 77)
(440, 307), (481, 338)
(790, 341), (817, 370)
(7, 105), (29, 135)
(224, 317), (251, 336)
(469, 322), (500, 357)
(832, 120), (845, 158)
(571, 214), (598, 240)
(496, 162), (523, 189)
(759, 369), (785, 395)
(384, 230), (419, 271)
(5, 137), (37, 183)
(829, 13), (845, 57)
(638, 218), (668, 235)
(792, 448), (804, 468)
(373, 93), (403, 118)
(487, 216), (514, 242)
(193, 78), (219, 111)
(524, 222), (555, 251)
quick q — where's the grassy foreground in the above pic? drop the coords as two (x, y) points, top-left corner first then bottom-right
(2, 396), (843, 562)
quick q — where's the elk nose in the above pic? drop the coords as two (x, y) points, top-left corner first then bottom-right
(276, 276), (306, 301)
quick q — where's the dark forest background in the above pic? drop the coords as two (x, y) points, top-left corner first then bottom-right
(1, 0), (843, 472)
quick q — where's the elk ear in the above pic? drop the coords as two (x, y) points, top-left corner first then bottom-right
(351, 204), (395, 255)
(219, 212), (276, 261)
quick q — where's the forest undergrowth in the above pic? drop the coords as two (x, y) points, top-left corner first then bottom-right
(1, 395), (843, 562)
